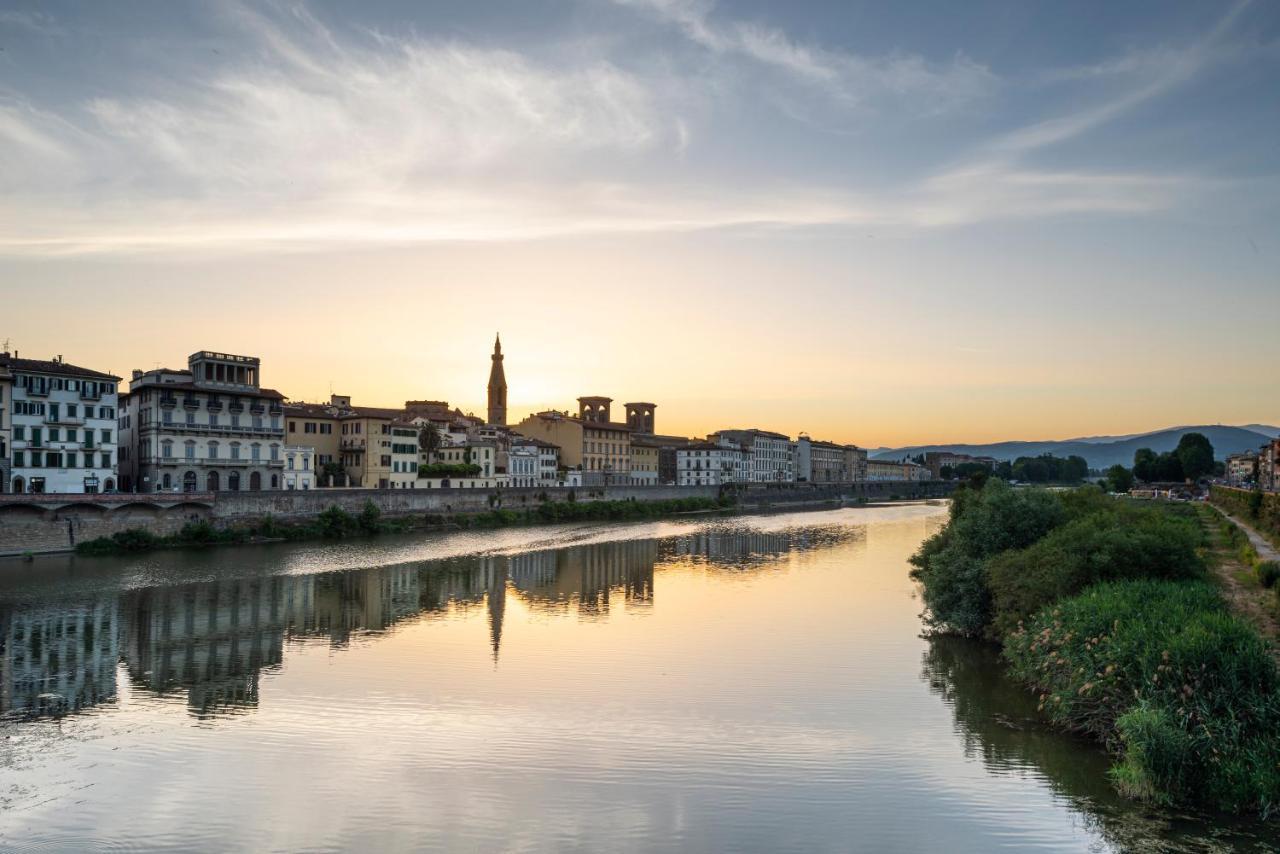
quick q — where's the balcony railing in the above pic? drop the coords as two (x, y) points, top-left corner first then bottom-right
(206, 400), (223, 411)
(26, 386), (48, 397)
(341, 439), (366, 450)
(159, 396), (177, 408)
(228, 402), (245, 413)
(249, 403), (265, 414)
(182, 397), (200, 410)
(79, 388), (101, 401)
(45, 414), (86, 426)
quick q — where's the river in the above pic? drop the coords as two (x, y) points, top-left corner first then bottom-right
(0, 504), (1274, 851)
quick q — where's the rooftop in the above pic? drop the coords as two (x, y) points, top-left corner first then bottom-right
(0, 353), (120, 382)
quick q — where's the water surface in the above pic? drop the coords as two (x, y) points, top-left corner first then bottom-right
(1, 505), (1274, 851)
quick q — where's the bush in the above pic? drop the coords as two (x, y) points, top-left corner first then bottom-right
(1257, 560), (1280, 589)
(986, 506), (1204, 636)
(317, 505), (357, 538)
(75, 528), (162, 555)
(909, 480), (1067, 636)
(1004, 580), (1280, 814)
(358, 500), (382, 533)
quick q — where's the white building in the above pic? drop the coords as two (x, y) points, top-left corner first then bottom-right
(712, 429), (795, 483)
(388, 423), (420, 488)
(283, 446), (316, 490)
(3, 354), (120, 494)
(677, 442), (743, 486)
(0, 360), (10, 492)
(118, 351), (285, 493)
(505, 439), (540, 488)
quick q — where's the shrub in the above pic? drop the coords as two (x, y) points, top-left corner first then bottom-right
(909, 480), (1066, 636)
(75, 528), (162, 555)
(986, 506), (1204, 635)
(1257, 560), (1280, 589)
(358, 500), (382, 533)
(1004, 580), (1280, 814)
(317, 505), (357, 538)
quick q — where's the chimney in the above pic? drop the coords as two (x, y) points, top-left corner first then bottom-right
(132, 369), (143, 380)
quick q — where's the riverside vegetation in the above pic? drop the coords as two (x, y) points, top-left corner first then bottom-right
(910, 480), (1280, 817)
(73, 495), (735, 556)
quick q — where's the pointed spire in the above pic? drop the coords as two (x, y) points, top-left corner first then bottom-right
(493, 332), (502, 356)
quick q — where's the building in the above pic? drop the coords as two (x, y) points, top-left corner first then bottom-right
(629, 437), (661, 485)
(796, 436), (847, 483)
(118, 352), (284, 493)
(711, 429), (795, 482)
(843, 445), (869, 482)
(282, 446), (316, 490)
(676, 442), (743, 486)
(338, 406), (404, 488)
(866, 459), (928, 481)
(0, 359), (10, 493)
(487, 334), (507, 426)
(1260, 440), (1280, 493)
(437, 441), (498, 479)
(284, 397), (347, 482)
(3, 353), (120, 494)
(924, 451), (999, 479)
(1225, 451), (1259, 487)
(388, 422), (421, 488)
(505, 439), (539, 487)
(513, 400), (633, 486)
(625, 402), (656, 435)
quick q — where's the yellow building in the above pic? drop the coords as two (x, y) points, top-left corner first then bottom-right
(514, 410), (631, 486)
(629, 438), (659, 485)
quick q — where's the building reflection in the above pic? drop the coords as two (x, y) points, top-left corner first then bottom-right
(1, 523), (856, 721)
(0, 600), (119, 719)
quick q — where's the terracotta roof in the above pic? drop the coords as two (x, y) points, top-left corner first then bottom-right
(120, 383), (284, 401)
(1, 355), (120, 382)
(341, 406), (404, 420)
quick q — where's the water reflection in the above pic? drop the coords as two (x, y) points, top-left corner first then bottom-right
(922, 636), (1279, 852)
(1, 524), (837, 722)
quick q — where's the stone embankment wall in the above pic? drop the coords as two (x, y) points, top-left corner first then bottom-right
(0, 480), (952, 556)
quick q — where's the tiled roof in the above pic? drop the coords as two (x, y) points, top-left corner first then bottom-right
(0, 355), (120, 382)
(121, 383), (284, 401)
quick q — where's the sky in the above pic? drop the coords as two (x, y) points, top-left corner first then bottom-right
(1, 0), (1277, 447)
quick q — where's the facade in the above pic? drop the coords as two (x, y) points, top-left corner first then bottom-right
(712, 429), (795, 482)
(514, 408), (633, 486)
(505, 440), (539, 487)
(284, 397), (346, 482)
(796, 437), (846, 483)
(388, 423), (421, 488)
(677, 443), (743, 486)
(338, 407), (402, 488)
(283, 446), (316, 490)
(487, 334), (507, 426)
(3, 354), (120, 494)
(629, 438), (660, 485)
(119, 352), (283, 493)
(924, 451), (999, 479)
(1260, 440), (1280, 493)
(866, 459), (928, 481)
(0, 360), (9, 492)
(843, 445), (869, 482)
(1225, 451), (1259, 487)
(437, 441), (498, 479)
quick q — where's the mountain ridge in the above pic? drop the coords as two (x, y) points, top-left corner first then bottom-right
(870, 424), (1276, 470)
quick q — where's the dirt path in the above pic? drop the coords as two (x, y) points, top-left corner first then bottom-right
(1205, 505), (1280, 653)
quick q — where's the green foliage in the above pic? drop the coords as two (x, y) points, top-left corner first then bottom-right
(75, 528), (163, 555)
(1105, 464), (1134, 493)
(908, 480), (1066, 637)
(1004, 580), (1280, 815)
(1133, 446), (1184, 483)
(418, 463), (482, 478)
(358, 500), (382, 533)
(1257, 561), (1280, 589)
(1010, 454), (1088, 484)
(317, 505), (358, 538)
(1211, 485), (1280, 544)
(1174, 432), (1215, 482)
(986, 504), (1204, 636)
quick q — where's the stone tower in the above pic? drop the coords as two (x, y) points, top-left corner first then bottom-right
(625, 402), (656, 434)
(577, 396), (612, 423)
(487, 333), (507, 426)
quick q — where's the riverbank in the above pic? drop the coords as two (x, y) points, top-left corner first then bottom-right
(1201, 503), (1280, 655)
(910, 481), (1280, 817)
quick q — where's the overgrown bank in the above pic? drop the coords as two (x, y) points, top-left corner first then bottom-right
(910, 481), (1280, 817)
(1211, 485), (1280, 547)
(73, 496), (735, 556)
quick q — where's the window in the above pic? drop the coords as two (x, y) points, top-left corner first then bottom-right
(101, 429), (112, 444)
(231, 443), (241, 460)
(289, 421), (297, 433)
(101, 452), (111, 468)
(185, 441), (195, 459)
(13, 451), (24, 467)
(288, 455), (295, 470)
(270, 444), (279, 461)
(13, 426), (23, 441)
(208, 442), (219, 459)
(161, 441), (173, 459)
(251, 443), (261, 461)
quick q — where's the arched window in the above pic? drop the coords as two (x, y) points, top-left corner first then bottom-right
(230, 442), (241, 461)
(249, 471), (261, 490)
(271, 474), (279, 489)
(228, 471), (240, 491)
(104, 478), (115, 493)
(162, 473), (172, 490)
(183, 471), (197, 492)
(207, 471), (220, 491)
(12, 476), (25, 494)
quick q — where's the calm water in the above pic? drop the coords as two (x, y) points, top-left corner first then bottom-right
(0, 504), (1275, 852)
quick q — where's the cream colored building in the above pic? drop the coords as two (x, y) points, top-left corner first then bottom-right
(514, 408), (631, 486)
(629, 439), (660, 485)
(338, 406), (401, 489)
(283, 446), (316, 490)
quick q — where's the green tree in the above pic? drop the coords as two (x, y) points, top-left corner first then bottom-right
(939, 465), (954, 480)
(418, 424), (441, 455)
(1133, 448), (1158, 482)
(1106, 464), (1134, 493)
(1174, 432), (1214, 481)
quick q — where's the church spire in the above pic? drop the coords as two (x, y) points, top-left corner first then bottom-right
(487, 333), (507, 426)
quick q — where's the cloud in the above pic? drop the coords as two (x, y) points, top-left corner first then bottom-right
(0, 9), (62, 36)
(612, 0), (996, 111)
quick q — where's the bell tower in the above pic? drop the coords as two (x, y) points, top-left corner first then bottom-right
(487, 333), (507, 426)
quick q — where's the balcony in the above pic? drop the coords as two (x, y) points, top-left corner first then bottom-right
(341, 438), (366, 451)
(182, 396), (200, 410)
(26, 386), (48, 397)
(206, 399), (223, 412)
(228, 401), (245, 414)
(249, 402), (265, 415)
(45, 414), (86, 426)
(79, 387), (101, 401)
(159, 395), (177, 408)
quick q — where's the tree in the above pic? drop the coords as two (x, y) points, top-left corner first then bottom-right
(1133, 448), (1158, 483)
(418, 424), (441, 455)
(1154, 451), (1184, 482)
(939, 465), (954, 481)
(1174, 432), (1214, 481)
(1105, 464), (1134, 493)
(994, 461), (1013, 481)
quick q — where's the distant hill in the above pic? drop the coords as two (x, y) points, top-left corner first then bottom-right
(871, 425), (1274, 470)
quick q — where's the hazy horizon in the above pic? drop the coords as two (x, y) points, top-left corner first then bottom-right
(2, 0), (1277, 445)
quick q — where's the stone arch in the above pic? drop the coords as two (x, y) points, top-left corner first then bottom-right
(249, 471), (261, 491)
(110, 502), (161, 521)
(0, 503), (44, 521)
(228, 471), (240, 492)
(104, 478), (115, 493)
(207, 471), (220, 492)
(11, 475), (25, 494)
(183, 471), (198, 492)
